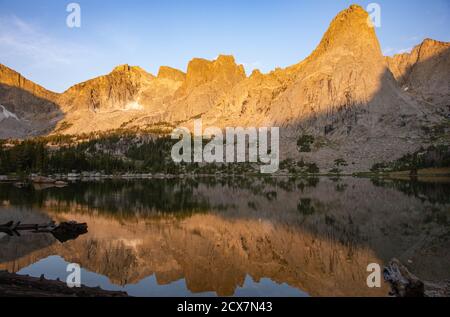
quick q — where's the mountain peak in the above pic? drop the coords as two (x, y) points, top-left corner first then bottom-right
(418, 38), (450, 54)
(337, 4), (369, 22)
(215, 55), (237, 64)
(348, 4), (365, 13)
(183, 55), (246, 91)
(309, 4), (381, 60)
(112, 64), (133, 72)
(111, 64), (151, 76)
(386, 38), (450, 107)
(0, 63), (58, 98)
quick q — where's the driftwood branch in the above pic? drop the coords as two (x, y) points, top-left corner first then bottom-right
(384, 258), (425, 297)
(0, 221), (88, 243)
(384, 258), (450, 297)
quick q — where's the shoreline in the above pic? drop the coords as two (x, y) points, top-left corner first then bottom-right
(0, 167), (449, 183)
(0, 271), (128, 297)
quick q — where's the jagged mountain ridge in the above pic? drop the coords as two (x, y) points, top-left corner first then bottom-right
(0, 64), (62, 138)
(60, 65), (154, 113)
(0, 4), (448, 171)
(386, 39), (450, 109)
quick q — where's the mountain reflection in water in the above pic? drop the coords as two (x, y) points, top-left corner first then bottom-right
(0, 177), (449, 297)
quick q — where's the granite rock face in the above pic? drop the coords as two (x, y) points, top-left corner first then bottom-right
(0, 64), (61, 138)
(386, 39), (450, 108)
(157, 66), (186, 82)
(0, 5), (448, 171)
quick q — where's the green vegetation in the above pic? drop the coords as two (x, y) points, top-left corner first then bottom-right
(421, 120), (450, 143)
(297, 198), (315, 215)
(0, 133), (269, 175)
(53, 121), (73, 134)
(328, 168), (341, 174)
(0, 131), (326, 176)
(0, 140), (48, 175)
(297, 135), (315, 153)
(371, 145), (450, 173)
(279, 158), (320, 174)
(0, 139), (134, 174)
(335, 183), (348, 192)
(334, 158), (348, 167)
(328, 158), (348, 174)
(371, 178), (450, 205)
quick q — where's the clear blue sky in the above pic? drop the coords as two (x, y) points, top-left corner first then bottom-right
(0, 0), (448, 92)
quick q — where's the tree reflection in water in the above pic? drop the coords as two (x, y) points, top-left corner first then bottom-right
(0, 177), (449, 296)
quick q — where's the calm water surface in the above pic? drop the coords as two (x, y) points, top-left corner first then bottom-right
(0, 177), (449, 297)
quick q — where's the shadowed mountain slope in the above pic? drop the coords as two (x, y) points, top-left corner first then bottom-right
(386, 39), (450, 110)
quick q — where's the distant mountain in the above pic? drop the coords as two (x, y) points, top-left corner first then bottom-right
(0, 4), (448, 171)
(386, 39), (450, 109)
(0, 64), (62, 138)
(60, 65), (153, 113)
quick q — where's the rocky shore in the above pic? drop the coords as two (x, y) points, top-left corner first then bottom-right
(0, 271), (128, 297)
(384, 259), (450, 297)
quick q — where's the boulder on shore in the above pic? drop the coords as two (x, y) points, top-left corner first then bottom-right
(31, 176), (55, 184)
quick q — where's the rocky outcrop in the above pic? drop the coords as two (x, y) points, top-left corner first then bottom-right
(0, 5), (448, 171)
(384, 259), (450, 297)
(0, 271), (128, 297)
(157, 66), (186, 82)
(203, 5), (442, 171)
(0, 64), (59, 107)
(0, 105), (19, 122)
(163, 55), (247, 121)
(266, 5), (421, 131)
(386, 39), (450, 108)
(0, 64), (62, 138)
(183, 55), (246, 91)
(193, 5), (393, 129)
(59, 64), (154, 113)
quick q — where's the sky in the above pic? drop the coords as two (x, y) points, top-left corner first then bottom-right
(0, 0), (449, 93)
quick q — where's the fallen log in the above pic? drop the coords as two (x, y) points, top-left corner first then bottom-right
(0, 221), (88, 243)
(384, 258), (450, 297)
(0, 271), (128, 297)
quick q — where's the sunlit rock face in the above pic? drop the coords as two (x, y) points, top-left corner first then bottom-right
(1, 178), (449, 296)
(58, 64), (153, 113)
(0, 64), (59, 109)
(157, 66), (186, 82)
(164, 55), (247, 122)
(0, 64), (62, 138)
(0, 5), (448, 172)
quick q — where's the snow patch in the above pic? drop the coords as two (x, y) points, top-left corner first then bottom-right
(0, 105), (20, 122)
(123, 102), (144, 111)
